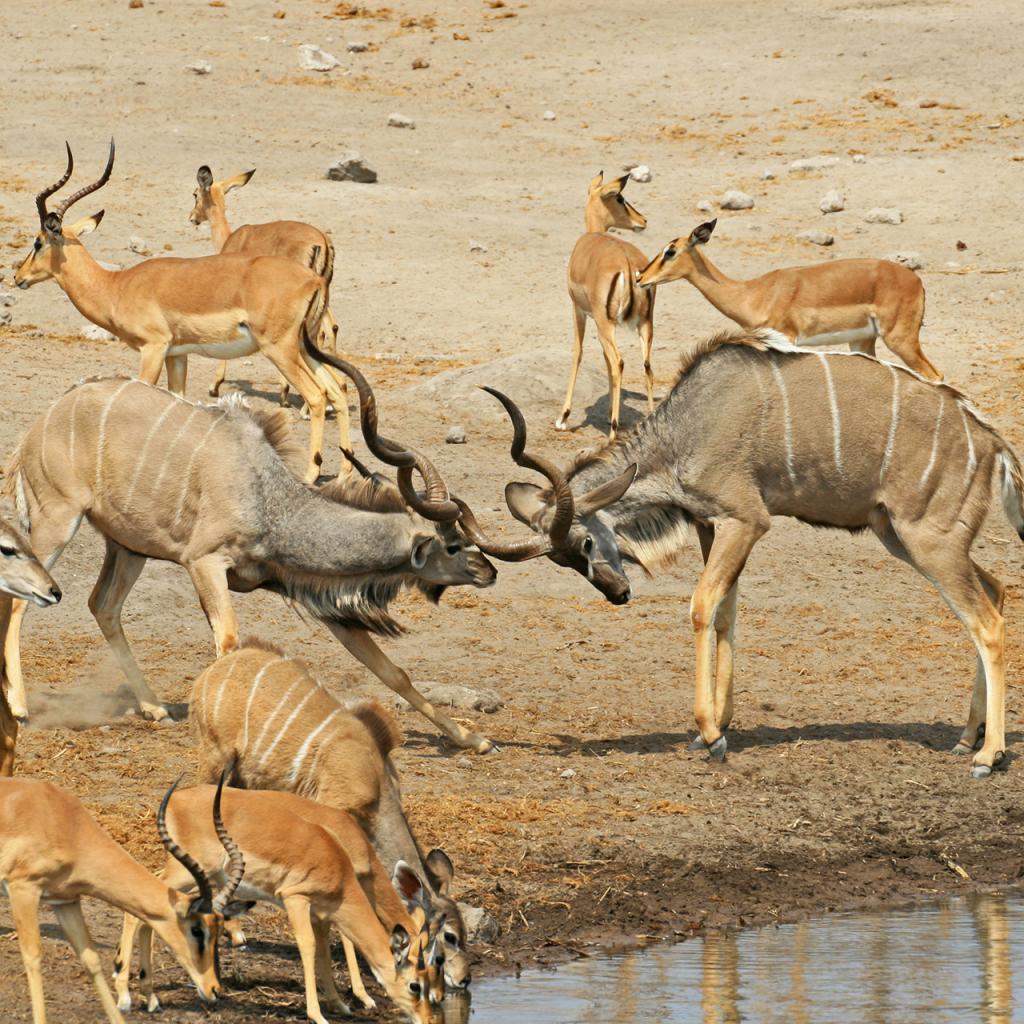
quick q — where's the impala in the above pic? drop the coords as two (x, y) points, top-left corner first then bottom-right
(0, 772), (243, 1024)
(189, 163), (347, 434)
(461, 331), (1019, 778)
(557, 171), (656, 439)
(190, 640), (472, 991)
(2, 365), (497, 760)
(14, 140), (347, 483)
(114, 784), (438, 1024)
(636, 219), (942, 380)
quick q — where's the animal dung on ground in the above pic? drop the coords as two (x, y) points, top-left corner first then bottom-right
(819, 190), (845, 214)
(789, 155), (840, 172)
(719, 190), (755, 210)
(412, 57), (430, 69)
(865, 207), (904, 225)
(796, 229), (834, 246)
(885, 251), (924, 270)
(387, 112), (416, 129)
(327, 152), (378, 183)
(298, 43), (341, 71)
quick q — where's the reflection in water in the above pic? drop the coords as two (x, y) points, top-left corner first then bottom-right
(464, 894), (1021, 1023)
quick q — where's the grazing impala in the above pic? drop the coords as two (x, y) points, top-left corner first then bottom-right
(636, 219), (942, 380)
(190, 641), (472, 991)
(0, 773), (243, 1024)
(189, 163), (347, 433)
(14, 141), (347, 483)
(2, 368), (497, 758)
(557, 171), (656, 439)
(462, 331), (1020, 778)
(114, 785), (438, 1024)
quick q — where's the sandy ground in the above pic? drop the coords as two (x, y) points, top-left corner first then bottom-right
(1, 0), (1023, 1019)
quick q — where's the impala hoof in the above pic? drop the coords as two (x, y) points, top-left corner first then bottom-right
(688, 734), (707, 751)
(140, 703), (170, 723)
(708, 736), (727, 762)
(554, 417), (569, 431)
(117, 994), (132, 1013)
(952, 742), (973, 755)
(970, 764), (992, 780)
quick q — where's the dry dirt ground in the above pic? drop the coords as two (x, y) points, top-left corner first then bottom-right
(1, 0), (1023, 1020)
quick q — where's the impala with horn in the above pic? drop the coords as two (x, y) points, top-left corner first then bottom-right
(14, 140), (349, 483)
(467, 331), (1021, 779)
(2, 364), (497, 757)
(0, 772), (243, 1023)
(557, 171), (656, 439)
(636, 219), (942, 380)
(114, 784), (438, 1024)
(189, 163), (346, 422)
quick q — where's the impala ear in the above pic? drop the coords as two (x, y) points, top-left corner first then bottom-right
(588, 170), (604, 193)
(42, 212), (63, 238)
(600, 174), (629, 197)
(196, 165), (214, 189)
(410, 534), (435, 569)
(222, 169), (255, 193)
(67, 210), (104, 237)
(504, 482), (548, 528)
(425, 848), (454, 895)
(687, 219), (717, 248)
(575, 464), (638, 517)
(390, 924), (412, 966)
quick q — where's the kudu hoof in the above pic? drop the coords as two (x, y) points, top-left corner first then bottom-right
(477, 738), (500, 755)
(708, 736), (728, 762)
(139, 703), (170, 723)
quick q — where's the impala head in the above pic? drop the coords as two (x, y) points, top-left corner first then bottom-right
(386, 921), (440, 1023)
(15, 140), (114, 289)
(190, 165), (255, 225)
(156, 772), (245, 1004)
(0, 522), (61, 607)
(586, 170), (647, 233)
(636, 218), (717, 289)
(455, 389), (636, 605)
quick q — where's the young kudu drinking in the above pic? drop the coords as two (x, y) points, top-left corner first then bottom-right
(2, 369), (497, 762)
(558, 172), (656, 439)
(636, 219), (942, 380)
(461, 332), (1021, 778)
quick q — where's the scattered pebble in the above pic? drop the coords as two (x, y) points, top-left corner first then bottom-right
(186, 60), (212, 75)
(696, 199), (714, 213)
(397, 681), (503, 713)
(956, 240), (968, 251)
(864, 207), (904, 225)
(157, 717), (177, 728)
(0, 310), (11, 326)
(81, 323), (116, 341)
(986, 291), (1007, 304)
(0, 292), (16, 307)
(819, 189), (845, 214)
(469, 240), (488, 253)
(128, 235), (150, 255)
(789, 156), (840, 172)
(455, 757), (473, 770)
(298, 43), (340, 72)
(128, 0), (144, 7)
(886, 251), (924, 270)
(917, 98), (939, 108)
(796, 229), (834, 246)
(626, 163), (652, 183)
(445, 425), (467, 444)
(412, 57), (430, 69)
(852, 154), (868, 164)
(458, 904), (501, 945)
(347, 41), (369, 52)
(761, 168), (776, 180)
(387, 112), (415, 129)
(560, 768), (576, 779)
(326, 152), (378, 183)
(719, 190), (754, 210)
(543, 110), (556, 121)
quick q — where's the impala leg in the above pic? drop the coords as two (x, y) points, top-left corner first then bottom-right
(638, 316), (655, 414)
(556, 306), (587, 431)
(325, 623), (494, 753)
(138, 922), (160, 1012)
(209, 359), (228, 398)
(8, 882), (47, 1024)
(887, 331), (942, 382)
(186, 555), (238, 657)
(596, 320), (623, 439)
(135, 341), (171, 387)
(309, 362), (353, 474)
(0, 684), (17, 776)
(88, 540), (166, 722)
(313, 918), (351, 1015)
(164, 354), (188, 397)
(690, 519), (765, 759)
(342, 935), (376, 1010)
(113, 915), (141, 1012)
(265, 348), (328, 484)
(283, 897), (330, 1024)
(52, 902), (125, 1024)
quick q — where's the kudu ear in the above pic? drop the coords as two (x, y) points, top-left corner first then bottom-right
(687, 219), (717, 248)
(575, 464), (638, 517)
(505, 482), (548, 528)
(42, 212), (63, 238)
(393, 860), (428, 907)
(425, 848), (454, 895)
(196, 164), (214, 189)
(222, 169), (255, 193)
(66, 210), (104, 237)
(410, 533), (436, 569)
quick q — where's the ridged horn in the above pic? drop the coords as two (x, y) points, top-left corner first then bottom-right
(52, 138), (115, 221)
(157, 775), (215, 911)
(210, 767), (245, 915)
(36, 142), (74, 226)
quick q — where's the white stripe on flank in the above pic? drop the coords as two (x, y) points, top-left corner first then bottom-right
(879, 366), (900, 484)
(920, 394), (945, 488)
(768, 361), (797, 485)
(249, 676), (302, 761)
(306, 723), (342, 787)
(959, 402), (977, 485)
(67, 388), (84, 472)
(209, 655), (241, 729)
(95, 381), (134, 487)
(152, 408), (203, 494)
(172, 413), (226, 528)
(239, 663), (273, 755)
(125, 400), (179, 506)
(815, 353), (843, 474)
(260, 687), (318, 768)
(39, 404), (55, 484)
(288, 707), (338, 785)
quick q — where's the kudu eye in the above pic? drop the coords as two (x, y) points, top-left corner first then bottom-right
(582, 535), (595, 556)
(0, 545), (15, 557)
(445, 542), (461, 556)
(444, 931), (458, 946)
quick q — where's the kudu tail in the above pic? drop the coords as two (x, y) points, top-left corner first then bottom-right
(997, 449), (1024, 541)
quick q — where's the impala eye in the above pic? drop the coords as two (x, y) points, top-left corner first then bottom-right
(664, 247), (677, 259)
(0, 545), (15, 557)
(33, 239), (42, 252)
(615, 195), (625, 204)
(409, 981), (422, 996)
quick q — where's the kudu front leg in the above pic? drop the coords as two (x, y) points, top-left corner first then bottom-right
(326, 624), (495, 753)
(689, 519), (765, 760)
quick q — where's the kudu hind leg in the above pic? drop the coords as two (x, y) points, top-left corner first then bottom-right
(556, 306), (587, 431)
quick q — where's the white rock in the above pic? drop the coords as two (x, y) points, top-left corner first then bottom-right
(627, 164), (652, 183)
(719, 190), (754, 210)
(796, 229), (834, 247)
(387, 112), (415, 129)
(186, 60), (212, 75)
(885, 251), (924, 270)
(761, 168), (776, 180)
(696, 199), (714, 213)
(0, 291), (16, 307)
(445, 425), (467, 444)
(864, 207), (904, 225)
(395, 681), (503, 713)
(819, 190), (845, 214)
(469, 240), (487, 253)
(81, 323), (116, 342)
(326, 152), (377, 183)
(852, 154), (868, 164)
(0, 310), (11, 326)
(560, 768), (576, 779)
(789, 156), (840, 172)
(127, 235), (149, 255)
(347, 41), (369, 52)
(457, 904), (501, 945)
(987, 290), (1007, 304)
(543, 110), (556, 121)
(297, 43), (340, 72)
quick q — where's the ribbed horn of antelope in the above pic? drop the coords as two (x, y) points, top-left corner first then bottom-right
(157, 775), (216, 910)
(35, 142), (74, 225)
(210, 767), (245, 915)
(51, 138), (115, 222)
(299, 328), (460, 520)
